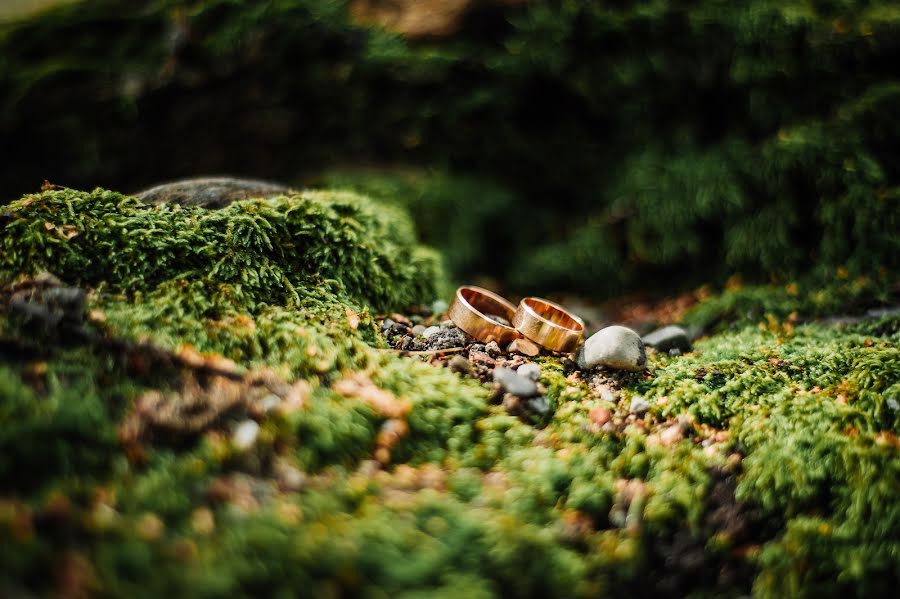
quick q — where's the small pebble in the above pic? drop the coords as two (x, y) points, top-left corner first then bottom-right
(386, 322), (410, 337)
(668, 348), (682, 357)
(448, 355), (471, 375)
(233, 420), (260, 451)
(589, 406), (611, 426)
(577, 325), (646, 371)
(517, 363), (541, 381)
(425, 326), (468, 350)
(507, 337), (540, 357)
(469, 350), (496, 368)
(493, 367), (539, 398)
(485, 341), (502, 357)
(524, 396), (551, 417)
(259, 393), (281, 413)
(273, 458), (306, 492)
(629, 396), (650, 415)
(560, 355), (577, 372)
(659, 422), (686, 446)
(412, 324), (427, 336)
(381, 318), (395, 331)
(642, 325), (692, 353)
(421, 325), (441, 339)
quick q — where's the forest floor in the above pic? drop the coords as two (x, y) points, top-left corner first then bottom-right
(1, 187), (898, 598)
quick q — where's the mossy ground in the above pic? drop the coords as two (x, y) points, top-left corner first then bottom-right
(1, 188), (898, 597)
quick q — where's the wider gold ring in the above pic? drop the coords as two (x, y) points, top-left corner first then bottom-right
(448, 286), (521, 345)
(512, 297), (584, 353)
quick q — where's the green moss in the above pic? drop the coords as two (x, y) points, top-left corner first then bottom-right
(0, 187), (443, 314)
(682, 275), (897, 332)
(1, 185), (899, 595)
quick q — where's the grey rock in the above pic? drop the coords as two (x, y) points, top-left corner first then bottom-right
(668, 348), (682, 357)
(448, 355), (471, 375)
(629, 396), (650, 414)
(577, 325), (647, 371)
(421, 325), (441, 339)
(485, 341), (502, 357)
(642, 325), (691, 353)
(381, 318), (395, 331)
(411, 324), (427, 336)
(517, 363), (542, 381)
(887, 398), (900, 412)
(385, 321), (410, 337)
(493, 367), (539, 398)
(135, 176), (291, 209)
(400, 336), (427, 351)
(425, 326), (468, 350)
(524, 396), (552, 417)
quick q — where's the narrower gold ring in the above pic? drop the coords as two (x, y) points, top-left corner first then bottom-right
(512, 297), (584, 353)
(448, 286), (521, 345)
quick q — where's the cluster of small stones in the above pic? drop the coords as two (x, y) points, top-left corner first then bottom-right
(381, 305), (695, 426)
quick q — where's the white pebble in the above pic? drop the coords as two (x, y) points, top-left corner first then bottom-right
(517, 363), (541, 381)
(233, 420), (260, 451)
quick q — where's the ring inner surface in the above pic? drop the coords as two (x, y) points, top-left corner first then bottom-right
(523, 298), (582, 331)
(461, 287), (515, 325)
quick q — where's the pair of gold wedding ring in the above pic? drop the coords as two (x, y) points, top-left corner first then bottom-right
(448, 286), (584, 353)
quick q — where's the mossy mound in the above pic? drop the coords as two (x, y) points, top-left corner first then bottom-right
(1, 185), (899, 596)
(0, 187), (444, 315)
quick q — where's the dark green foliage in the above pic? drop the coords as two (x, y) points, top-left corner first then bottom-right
(2, 1), (898, 294)
(0, 352), (124, 492)
(681, 275), (897, 331)
(318, 168), (519, 282)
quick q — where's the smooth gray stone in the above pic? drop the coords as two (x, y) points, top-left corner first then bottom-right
(135, 176), (292, 208)
(493, 367), (539, 398)
(577, 325), (647, 371)
(517, 363), (541, 381)
(642, 325), (691, 353)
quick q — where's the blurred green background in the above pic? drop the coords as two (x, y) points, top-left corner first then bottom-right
(1, 0), (897, 298)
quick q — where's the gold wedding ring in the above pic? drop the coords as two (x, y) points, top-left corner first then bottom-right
(448, 286), (522, 345)
(512, 297), (584, 353)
